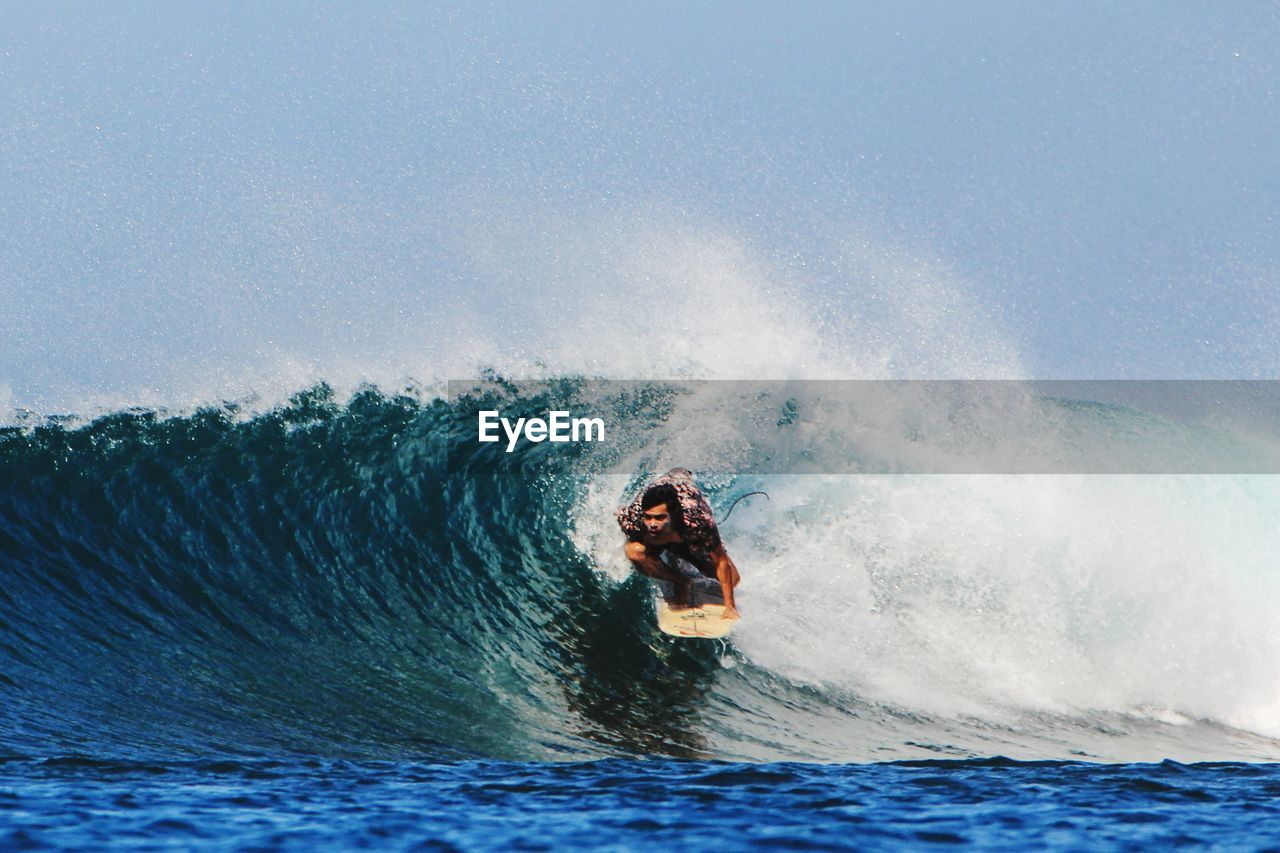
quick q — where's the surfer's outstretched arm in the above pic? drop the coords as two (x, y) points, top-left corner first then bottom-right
(711, 546), (741, 620)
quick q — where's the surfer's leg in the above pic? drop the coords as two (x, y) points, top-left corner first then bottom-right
(624, 542), (692, 606)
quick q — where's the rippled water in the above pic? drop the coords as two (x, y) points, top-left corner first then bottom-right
(5, 758), (1280, 850)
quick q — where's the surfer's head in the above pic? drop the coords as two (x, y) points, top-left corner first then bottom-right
(639, 484), (683, 537)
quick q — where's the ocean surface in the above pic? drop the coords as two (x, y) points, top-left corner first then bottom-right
(3, 384), (1280, 849)
(6, 757), (1280, 850)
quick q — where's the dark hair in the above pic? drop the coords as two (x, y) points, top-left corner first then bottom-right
(640, 483), (684, 531)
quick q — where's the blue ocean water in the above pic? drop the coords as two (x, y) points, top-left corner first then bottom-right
(5, 757), (1280, 850)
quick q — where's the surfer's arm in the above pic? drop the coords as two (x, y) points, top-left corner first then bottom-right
(624, 541), (685, 586)
(711, 545), (740, 620)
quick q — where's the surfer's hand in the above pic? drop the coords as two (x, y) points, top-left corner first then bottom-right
(722, 604), (740, 621)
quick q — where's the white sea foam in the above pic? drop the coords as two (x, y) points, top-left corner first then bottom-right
(570, 380), (1280, 748)
(4, 207), (1025, 421)
(727, 475), (1280, 734)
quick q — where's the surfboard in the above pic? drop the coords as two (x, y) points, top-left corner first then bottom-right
(653, 577), (736, 639)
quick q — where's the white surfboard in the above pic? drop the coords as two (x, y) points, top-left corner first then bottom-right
(654, 577), (736, 639)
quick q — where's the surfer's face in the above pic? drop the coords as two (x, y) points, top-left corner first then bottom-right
(641, 504), (673, 537)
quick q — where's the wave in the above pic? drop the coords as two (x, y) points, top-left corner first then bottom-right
(2, 380), (1279, 764)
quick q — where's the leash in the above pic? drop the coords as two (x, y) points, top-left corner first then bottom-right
(721, 491), (769, 523)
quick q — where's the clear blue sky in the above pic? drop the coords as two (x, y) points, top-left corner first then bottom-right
(3, 2), (1279, 411)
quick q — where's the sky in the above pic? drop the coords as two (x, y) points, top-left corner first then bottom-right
(3, 2), (1279, 412)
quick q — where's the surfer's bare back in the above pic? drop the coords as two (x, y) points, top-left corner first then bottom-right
(617, 468), (741, 620)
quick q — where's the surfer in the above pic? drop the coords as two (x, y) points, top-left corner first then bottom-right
(617, 468), (741, 620)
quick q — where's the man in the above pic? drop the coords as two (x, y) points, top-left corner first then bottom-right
(616, 468), (741, 620)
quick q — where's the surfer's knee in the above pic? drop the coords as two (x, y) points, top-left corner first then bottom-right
(624, 540), (648, 563)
